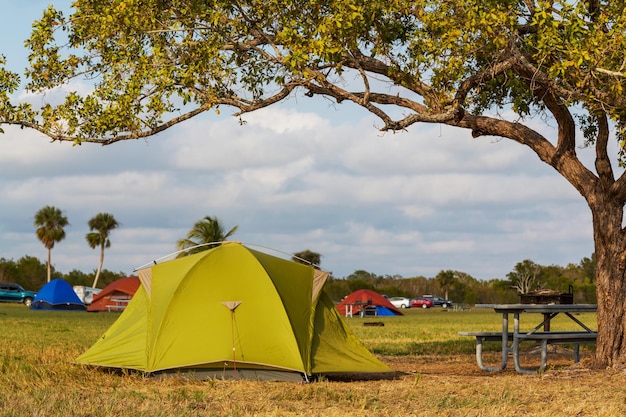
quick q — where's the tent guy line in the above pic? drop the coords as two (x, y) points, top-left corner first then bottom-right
(133, 241), (326, 272)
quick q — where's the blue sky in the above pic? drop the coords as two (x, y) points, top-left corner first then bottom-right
(0, 2), (597, 281)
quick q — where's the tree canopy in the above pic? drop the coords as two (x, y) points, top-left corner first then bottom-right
(5, 0), (626, 368)
(1, 1), (623, 147)
(176, 215), (238, 256)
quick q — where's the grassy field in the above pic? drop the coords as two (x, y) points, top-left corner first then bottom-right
(0, 303), (624, 416)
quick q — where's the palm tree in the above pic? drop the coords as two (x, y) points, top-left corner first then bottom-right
(34, 206), (69, 283)
(86, 212), (119, 288)
(176, 216), (238, 257)
(435, 270), (457, 301)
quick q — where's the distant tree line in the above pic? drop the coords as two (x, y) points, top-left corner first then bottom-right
(0, 250), (596, 305)
(0, 256), (126, 292)
(323, 255), (597, 305)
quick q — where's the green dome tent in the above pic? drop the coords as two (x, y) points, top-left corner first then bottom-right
(76, 242), (393, 381)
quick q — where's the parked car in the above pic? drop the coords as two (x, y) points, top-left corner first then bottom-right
(387, 296), (411, 309)
(411, 297), (433, 308)
(0, 282), (37, 306)
(421, 295), (453, 308)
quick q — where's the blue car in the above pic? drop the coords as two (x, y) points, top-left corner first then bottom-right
(0, 282), (37, 306)
(421, 295), (453, 308)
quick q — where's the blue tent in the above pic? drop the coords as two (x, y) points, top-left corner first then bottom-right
(31, 279), (86, 310)
(373, 306), (397, 316)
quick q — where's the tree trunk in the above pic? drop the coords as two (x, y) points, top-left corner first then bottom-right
(46, 248), (51, 283)
(91, 246), (105, 288)
(590, 195), (626, 368)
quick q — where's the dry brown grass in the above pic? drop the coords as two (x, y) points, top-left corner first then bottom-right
(1, 304), (625, 416)
(4, 352), (625, 416)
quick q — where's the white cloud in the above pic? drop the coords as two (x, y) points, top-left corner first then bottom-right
(243, 107), (329, 134)
(0, 106), (595, 282)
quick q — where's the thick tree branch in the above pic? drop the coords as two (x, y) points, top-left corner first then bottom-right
(595, 113), (615, 187)
(455, 113), (597, 198)
(300, 78), (463, 130)
(509, 47), (577, 167)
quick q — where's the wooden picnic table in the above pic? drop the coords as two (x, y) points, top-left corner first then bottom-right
(460, 303), (597, 374)
(106, 298), (131, 312)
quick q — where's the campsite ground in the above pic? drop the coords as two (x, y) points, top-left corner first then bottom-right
(1, 304), (625, 416)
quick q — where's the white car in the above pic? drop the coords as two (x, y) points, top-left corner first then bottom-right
(388, 296), (411, 309)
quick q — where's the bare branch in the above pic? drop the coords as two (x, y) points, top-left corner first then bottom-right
(594, 67), (626, 78)
(346, 50), (436, 103)
(230, 85), (296, 115)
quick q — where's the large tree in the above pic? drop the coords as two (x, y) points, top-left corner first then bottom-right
(176, 215), (238, 257)
(507, 259), (545, 295)
(34, 205), (69, 283)
(85, 212), (119, 288)
(3, 1), (626, 368)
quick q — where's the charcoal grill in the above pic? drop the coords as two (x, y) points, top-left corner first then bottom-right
(520, 285), (574, 304)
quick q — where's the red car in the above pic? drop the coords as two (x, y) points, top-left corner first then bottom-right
(411, 297), (433, 308)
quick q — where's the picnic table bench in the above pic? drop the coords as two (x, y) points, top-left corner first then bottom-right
(460, 304), (597, 374)
(106, 298), (130, 312)
(516, 331), (597, 369)
(458, 331), (515, 371)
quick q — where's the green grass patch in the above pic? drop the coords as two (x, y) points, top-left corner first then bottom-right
(345, 307), (597, 356)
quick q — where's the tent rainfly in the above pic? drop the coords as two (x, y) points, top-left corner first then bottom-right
(76, 242), (394, 381)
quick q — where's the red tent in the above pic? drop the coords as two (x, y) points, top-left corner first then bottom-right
(87, 276), (140, 312)
(336, 289), (403, 317)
